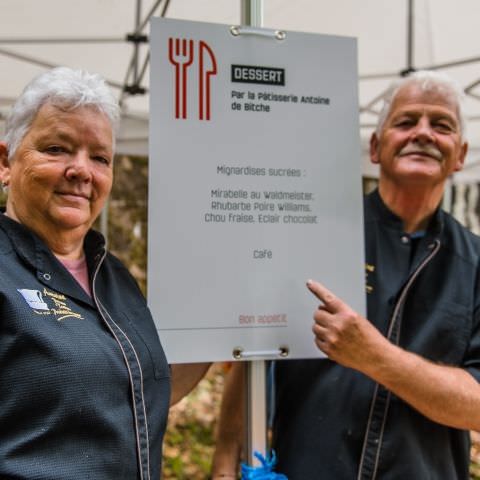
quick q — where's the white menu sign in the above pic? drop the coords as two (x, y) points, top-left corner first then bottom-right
(148, 18), (365, 363)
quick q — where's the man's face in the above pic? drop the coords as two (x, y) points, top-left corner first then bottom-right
(370, 84), (467, 187)
(0, 103), (113, 240)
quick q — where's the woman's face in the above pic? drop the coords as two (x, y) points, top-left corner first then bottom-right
(0, 103), (113, 243)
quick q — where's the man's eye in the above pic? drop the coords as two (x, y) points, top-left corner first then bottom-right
(395, 120), (414, 128)
(434, 123), (454, 132)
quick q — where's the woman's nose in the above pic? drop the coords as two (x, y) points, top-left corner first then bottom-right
(64, 151), (92, 182)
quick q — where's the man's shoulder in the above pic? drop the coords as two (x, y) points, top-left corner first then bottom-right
(362, 189), (398, 226)
(441, 209), (480, 240)
(441, 209), (480, 261)
(363, 189), (378, 219)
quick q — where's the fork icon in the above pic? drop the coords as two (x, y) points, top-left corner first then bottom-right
(168, 37), (194, 119)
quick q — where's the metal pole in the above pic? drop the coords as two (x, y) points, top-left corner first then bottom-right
(245, 360), (267, 466)
(406, 0), (414, 72)
(133, 0), (142, 83)
(241, 0), (263, 27)
(241, 0), (267, 468)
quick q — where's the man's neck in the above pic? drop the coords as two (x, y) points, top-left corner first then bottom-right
(378, 180), (444, 233)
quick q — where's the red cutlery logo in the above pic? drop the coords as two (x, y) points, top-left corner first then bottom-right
(168, 38), (217, 121)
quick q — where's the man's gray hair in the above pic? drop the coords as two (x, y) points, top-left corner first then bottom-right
(4, 67), (120, 159)
(376, 70), (467, 139)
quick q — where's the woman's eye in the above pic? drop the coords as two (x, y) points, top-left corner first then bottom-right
(93, 156), (110, 165)
(45, 145), (66, 154)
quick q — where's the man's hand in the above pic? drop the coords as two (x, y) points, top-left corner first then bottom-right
(307, 279), (388, 373)
(306, 279), (480, 430)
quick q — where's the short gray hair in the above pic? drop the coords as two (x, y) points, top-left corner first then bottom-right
(376, 70), (467, 139)
(4, 67), (120, 159)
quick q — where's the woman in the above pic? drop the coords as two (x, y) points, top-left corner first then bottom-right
(0, 67), (205, 479)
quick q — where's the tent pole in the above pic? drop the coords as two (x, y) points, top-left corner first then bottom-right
(241, 2), (267, 469)
(406, 0), (414, 72)
(133, 0), (142, 83)
(241, 0), (264, 27)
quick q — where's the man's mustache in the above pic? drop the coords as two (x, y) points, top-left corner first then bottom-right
(398, 142), (442, 161)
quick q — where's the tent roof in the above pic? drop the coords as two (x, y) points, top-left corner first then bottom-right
(1, 0), (480, 180)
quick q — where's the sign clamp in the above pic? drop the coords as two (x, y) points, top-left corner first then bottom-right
(229, 25), (286, 41)
(232, 346), (290, 360)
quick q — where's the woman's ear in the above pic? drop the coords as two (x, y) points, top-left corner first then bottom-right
(0, 143), (11, 187)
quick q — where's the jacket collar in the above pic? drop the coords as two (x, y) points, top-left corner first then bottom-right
(366, 188), (444, 239)
(0, 213), (105, 305)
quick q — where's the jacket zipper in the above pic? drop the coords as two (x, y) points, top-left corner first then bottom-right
(357, 239), (441, 480)
(91, 250), (150, 480)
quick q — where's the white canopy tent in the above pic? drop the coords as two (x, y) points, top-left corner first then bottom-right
(1, 0), (480, 182)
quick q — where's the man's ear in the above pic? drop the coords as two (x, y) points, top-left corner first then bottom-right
(0, 142), (11, 186)
(454, 141), (468, 172)
(370, 132), (380, 165)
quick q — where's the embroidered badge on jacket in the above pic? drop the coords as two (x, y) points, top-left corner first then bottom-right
(17, 288), (84, 321)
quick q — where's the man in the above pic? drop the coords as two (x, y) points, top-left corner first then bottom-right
(212, 70), (480, 479)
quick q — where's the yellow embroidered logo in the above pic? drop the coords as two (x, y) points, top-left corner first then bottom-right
(17, 288), (84, 321)
(365, 263), (375, 294)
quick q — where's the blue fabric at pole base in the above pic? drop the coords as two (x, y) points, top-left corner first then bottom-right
(241, 451), (288, 480)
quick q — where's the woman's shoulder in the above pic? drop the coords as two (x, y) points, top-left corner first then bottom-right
(0, 219), (14, 255)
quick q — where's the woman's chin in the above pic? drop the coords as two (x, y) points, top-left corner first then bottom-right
(50, 207), (94, 232)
